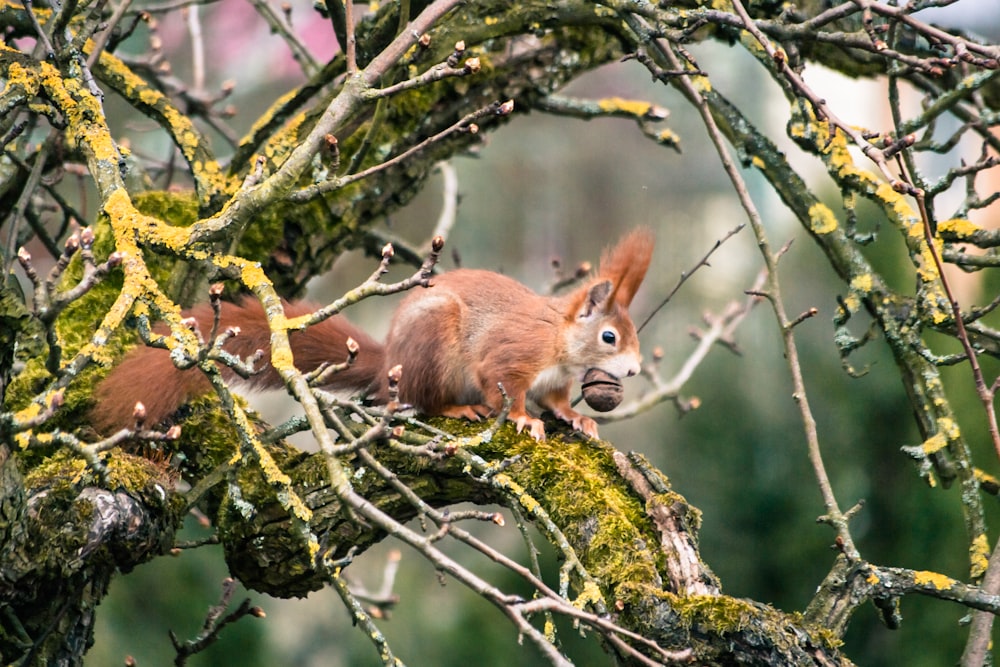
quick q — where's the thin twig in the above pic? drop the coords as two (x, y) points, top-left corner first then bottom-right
(429, 161), (459, 246)
(86, 0), (134, 68)
(289, 100), (513, 203)
(187, 3), (205, 93)
(636, 222), (744, 333)
(344, 0), (356, 73)
(170, 578), (263, 666)
(907, 184), (1000, 665)
(608, 272), (764, 422)
(22, 0), (56, 59)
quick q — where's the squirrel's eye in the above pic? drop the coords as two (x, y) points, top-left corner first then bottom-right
(601, 330), (616, 345)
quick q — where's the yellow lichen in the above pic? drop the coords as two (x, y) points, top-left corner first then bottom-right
(12, 401), (43, 434)
(657, 129), (680, 148)
(307, 538), (320, 561)
(912, 570), (954, 590)
(937, 217), (981, 238)
(920, 432), (947, 456)
(864, 182), (921, 235)
(240, 89), (298, 146)
(850, 273), (873, 293)
(970, 533), (990, 579)
(517, 490), (540, 514)
(240, 262), (271, 290)
(808, 202), (838, 235)
(543, 618), (556, 642)
(138, 88), (163, 107)
(928, 307), (949, 325)
(4, 61), (41, 96)
(738, 32), (770, 60)
(691, 75), (712, 93)
(572, 581), (604, 610)
(271, 345), (295, 369)
(598, 96), (652, 118)
(975, 468), (1000, 487)
(936, 417), (960, 440)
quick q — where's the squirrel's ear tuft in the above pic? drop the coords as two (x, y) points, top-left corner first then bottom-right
(600, 228), (654, 308)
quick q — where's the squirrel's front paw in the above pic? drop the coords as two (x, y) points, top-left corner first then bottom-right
(514, 414), (547, 441)
(551, 406), (599, 439)
(572, 415), (599, 439)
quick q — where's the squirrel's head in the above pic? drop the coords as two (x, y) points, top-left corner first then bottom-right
(565, 228), (654, 380)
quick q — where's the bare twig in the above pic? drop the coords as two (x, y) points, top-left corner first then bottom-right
(430, 161), (459, 246)
(247, 0), (319, 76)
(86, 0), (134, 68)
(636, 222), (745, 333)
(289, 100), (513, 203)
(608, 271), (764, 422)
(366, 41), (480, 99)
(170, 578), (263, 666)
(344, 0), (357, 73)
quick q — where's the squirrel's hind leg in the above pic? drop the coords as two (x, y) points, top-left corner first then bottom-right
(437, 404), (493, 421)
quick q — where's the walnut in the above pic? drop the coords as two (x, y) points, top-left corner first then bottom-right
(581, 368), (624, 412)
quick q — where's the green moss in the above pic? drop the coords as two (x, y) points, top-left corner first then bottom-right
(235, 196), (343, 283)
(3, 231), (120, 420)
(791, 612), (844, 650)
(501, 430), (664, 600)
(22, 451), (90, 495)
(258, 109), (310, 166)
(415, 418), (674, 603)
(6, 190), (221, 434)
(23, 448), (177, 498)
(668, 593), (759, 634)
(133, 190), (199, 228)
(3, 354), (50, 416)
(385, 83), (455, 129)
(106, 452), (177, 495)
(167, 394), (244, 477)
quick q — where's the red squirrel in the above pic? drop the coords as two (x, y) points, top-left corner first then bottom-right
(91, 228), (653, 440)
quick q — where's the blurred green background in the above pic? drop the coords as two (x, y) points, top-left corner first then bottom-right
(83, 3), (1000, 665)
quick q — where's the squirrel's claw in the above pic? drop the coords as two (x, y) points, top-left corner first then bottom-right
(550, 405), (600, 439)
(573, 415), (599, 439)
(514, 414), (547, 441)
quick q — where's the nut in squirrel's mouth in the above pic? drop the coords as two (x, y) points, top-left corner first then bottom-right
(581, 368), (624, 413)
(581, 369), (622, 385)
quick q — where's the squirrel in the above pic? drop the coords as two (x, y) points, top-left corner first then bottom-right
(90, 228), (654, 440)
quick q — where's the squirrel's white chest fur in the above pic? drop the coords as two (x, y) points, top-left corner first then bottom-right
(528, 365), (578, 401)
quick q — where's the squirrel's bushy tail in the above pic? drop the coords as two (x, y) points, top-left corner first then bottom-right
(90, 299), (384, 433)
